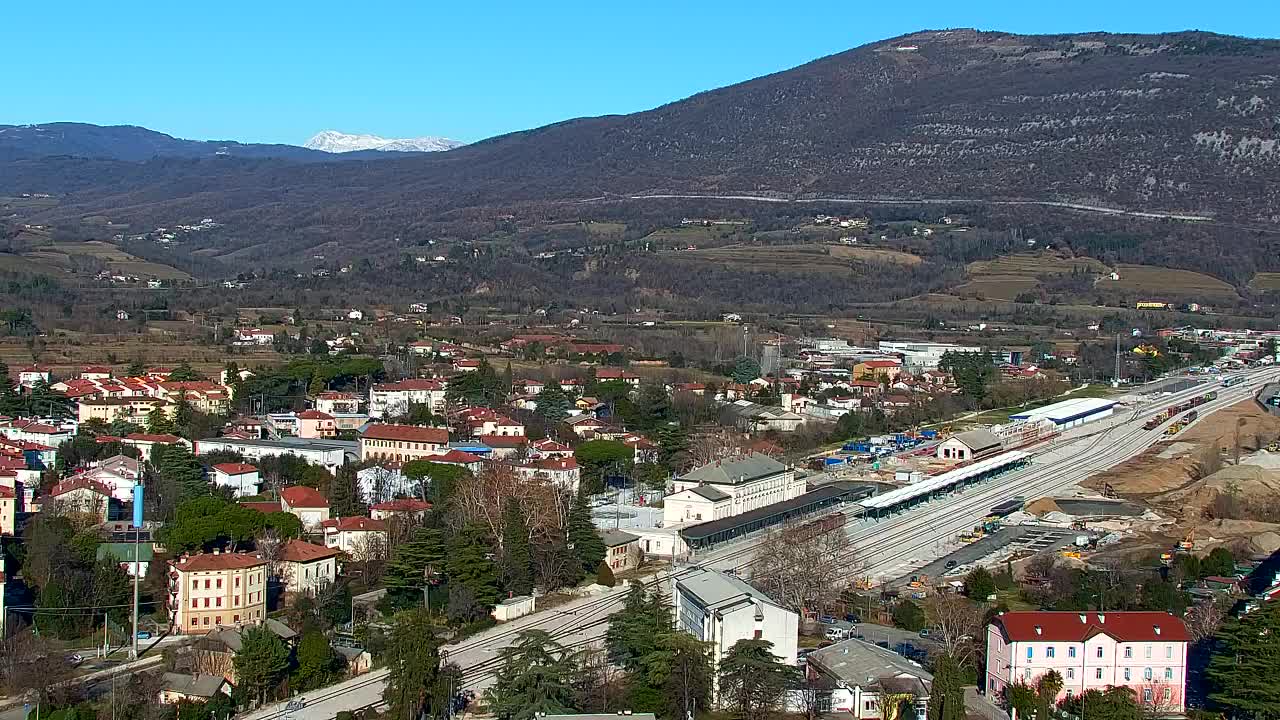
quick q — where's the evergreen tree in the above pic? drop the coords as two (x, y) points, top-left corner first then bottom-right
(604, 582), (670, 671)
(168, 362), (203, 382)
(484, 630), (579, 720)
(125, 359), (146, 377)
(500, 499), (534, 595)
(152, 444), (209, 501)
(445, 524), (501, 618)
(566, 493), (605, 574)
(535, 382), (571, 421)
(384, 527), (447, 607)
(640, 630), (713, 720)
(731, 356), (762, 384)
(233, 626), (290, 706)
(965, 567), (996, 600)
(927, 654), (967, 720)
(718, 639), (798, 720)
(327, 463), (366, 517)
(1208, 601), (1280, 718)
(294, 629), (339, 690)
(146, 406), (178, 435)
(383, 608), (448, 720)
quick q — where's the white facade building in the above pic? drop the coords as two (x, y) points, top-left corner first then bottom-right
(666, 453), (805, 524)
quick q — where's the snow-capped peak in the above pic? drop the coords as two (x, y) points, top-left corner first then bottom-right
(303, 130), (464, 154)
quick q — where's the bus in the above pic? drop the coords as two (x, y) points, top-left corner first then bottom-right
(1222, 375), (1245, 388)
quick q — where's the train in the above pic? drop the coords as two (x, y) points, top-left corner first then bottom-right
(1222, 375), (1245, 388)
(1142, 391), (1218, 430)
(785, 512), (846, 543)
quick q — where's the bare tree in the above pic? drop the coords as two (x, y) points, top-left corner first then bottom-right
(686, 428), (744, 469)
(924, 594), (984, 666)
(750, 519), (859, 614)
(455, 462), (564, 541)
(1183, 599), (1228, 643)
(573, 643), (628, 712)
(1135, 680), (1178, 719)
(347, 534), (389, 586)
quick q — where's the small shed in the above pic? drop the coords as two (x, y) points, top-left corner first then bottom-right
(492, 594), (536, 622)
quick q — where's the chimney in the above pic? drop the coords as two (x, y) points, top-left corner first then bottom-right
(1034, 625), (1042, 636)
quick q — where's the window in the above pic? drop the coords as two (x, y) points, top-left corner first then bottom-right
(1145, 645), (1152, 659)
(1027, 647), (1034, 660)
(1066, 690), (1073, 699)
(1163, 688), (1172, 703)
(1068, 647), (1077, 659)
(1023, 668), (1032, 681)
(203, 598), (210, 608)
(216, 579), (223, 589)
(215, 616), (222, 625)
(235, 577), (240, 588)
(1123, 668), (1131, 681)
(204, 579), (210, 589)
(216, 597), (222, 608)
(1096, 646), (1104, 658)
(754, 630), (762, 639)
(1096, 669), (1103, 680)
(1066, 668), (1075, 680)
(1166, 645), (1173, 659)
(1047, 646), (1056, 658)
(202, 617), (210, 626)
(233, 615), (240, 623)
(1124, 647), (1132, 659)
(1165, 668), (1173, 681)
(1143, 688), (1153, 704)
(1144, 667), (1152, 681)
(191, 579), (197, 590)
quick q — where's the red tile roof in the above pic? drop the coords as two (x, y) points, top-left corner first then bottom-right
(992, 611), (1188, 643)
(296, 410), (334, 420)
(212, 463), (258, 475)
(532, 439), (572, 452)
(239, 500), (283, 514)
(862, 359), (902, 368)
(370, 498), (432, 513)
(279, 539), (341, 563)
(125, 433), (183, 444)
(429, 449), (484, 465)
(361, 424), (448, 444)
(321, 516), (387, 532)
(527, 457), (578, 471)
(173, 552), (266, 572)
(280, 485), (329, 508)
(0, 486), (14, 499)
(50, 476), (114, 497)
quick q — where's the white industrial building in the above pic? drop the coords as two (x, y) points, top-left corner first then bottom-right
(673, 567), (798, 705)
(1009, 397), (1118, 429)
(877, 341), (983, 372)
(193, 437), (355, 472)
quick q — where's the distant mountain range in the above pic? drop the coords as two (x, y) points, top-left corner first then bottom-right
(303, 130), (464, 154)
(0, 123), (446, 162)
(3, 29), (1280, 278)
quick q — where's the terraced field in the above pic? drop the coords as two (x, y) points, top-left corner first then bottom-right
(1248, 272), (1280, 292)
(667, 243), (917, 273)
(1109, 263), (1238, 301)
(0, 240), (192, 280)
(967, 253), (1109, 277)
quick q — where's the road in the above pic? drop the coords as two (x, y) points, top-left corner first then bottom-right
(248, 368), (1278, 720)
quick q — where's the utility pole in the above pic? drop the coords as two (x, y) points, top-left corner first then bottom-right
(1112, 333), (1122, 388)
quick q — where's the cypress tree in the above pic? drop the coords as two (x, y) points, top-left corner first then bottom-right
(501, 499), (534, 595)
(566, 492), (605, 574)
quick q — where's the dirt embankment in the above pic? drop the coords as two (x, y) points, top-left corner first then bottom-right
(1083, 400), (1280, 517)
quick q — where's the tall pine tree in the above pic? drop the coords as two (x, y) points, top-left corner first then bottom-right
(926, 654), (967, 720)
(500, 499), (534, 595)
(566, 492), (605, 575)
(384, 528), (447, 607)
(327, 463), (366, 517)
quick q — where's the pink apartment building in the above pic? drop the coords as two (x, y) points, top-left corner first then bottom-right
(986, 611), (1188, 712)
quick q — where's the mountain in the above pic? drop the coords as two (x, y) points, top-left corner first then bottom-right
(0, 122), (402, 162)
(4, 30), (1280, 277)
(303, 130), (464, 153)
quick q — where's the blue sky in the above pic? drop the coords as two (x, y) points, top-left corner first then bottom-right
(5, 0), (1277, 145)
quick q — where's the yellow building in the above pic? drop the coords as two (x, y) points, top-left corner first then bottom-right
(169, 551), (267, 634)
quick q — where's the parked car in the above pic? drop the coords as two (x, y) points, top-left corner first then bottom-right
(944, 560), (958, 569)
(919, 628), (932, 638)
(819, 615), (837, 624)
(825, 627), (848, 641)
(844, 613), (861, 623)
(66, 654), (84, 667)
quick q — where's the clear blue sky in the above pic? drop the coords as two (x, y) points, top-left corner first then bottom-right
(6, 0), (1277, 145)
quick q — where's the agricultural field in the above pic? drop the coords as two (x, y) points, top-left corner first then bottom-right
(950, 276), (1039, 301)
(639, 223), (745, 247)
(826, 245), (923, 266)
(966, 253), (1110, 278)
(665, 244), (896, 274)
(1109, 263), (1239, 302)
(0, 240), (191, 280)
(1248, 272), (1280, 292)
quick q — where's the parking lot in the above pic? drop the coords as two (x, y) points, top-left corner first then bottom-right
(892, 525), (1079, 586)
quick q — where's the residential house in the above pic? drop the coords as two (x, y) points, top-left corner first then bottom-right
(359, 424), (449, 463)
(565, 414), (606, 438)
(79, 454), (143, 501)
(620, 434), (659, 464)
(369, 379), (447, 419)
(296, 410), (338, 439)
(235, 328), (274, 346)
(211, 464), (261, 498)
(513, 457), (581, 495)
(158, 673), (231, 705)
(452, 358), (481, 373)
(0, 486), (15, 535)
(80, 365), (114, 381)
(477, 434), (527, 459)
(314, 391), (361, 415)
(673, 567), (798, 704)
(425, 449), (484, 471)
(806, 639), (932, 720)
(853, 359), (903, 382)
(370, 498), (432, 523)
(156, 381), (232, 414)
(667, 453), (805, 521)
(168, 551), (268, 634)
(123, 433), (188, 463)
(47, 477), (114, 522)
(985, 611), (1189, 711)
(194, 437), (350, 473)
(721, 400), (805, 433)
(321, 517), (388, 558)
(280, 486), (331, 529)
(277, 539), (341, 596)
(601, 529), (642, 572)
(16, 365), (51, 388)
(595, 368), (641, 385)
(78, 397), (170, 426)
(530, 438), (574, 459)
(0, 419), (73, 447)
